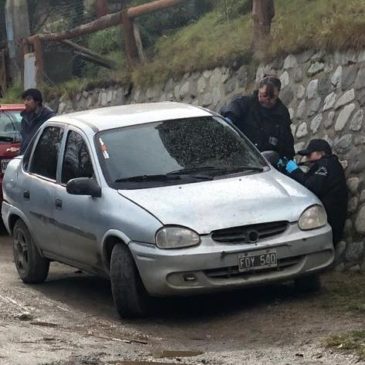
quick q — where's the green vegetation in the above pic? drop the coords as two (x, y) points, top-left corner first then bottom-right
(320, 272), (365, 313)
(325, 331), (365, 361)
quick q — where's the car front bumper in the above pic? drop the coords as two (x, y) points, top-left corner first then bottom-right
(130, 223), (334, 296)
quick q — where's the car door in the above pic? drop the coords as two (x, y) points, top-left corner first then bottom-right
(22, 125), (64, 252)
(53, 128), (101, 267)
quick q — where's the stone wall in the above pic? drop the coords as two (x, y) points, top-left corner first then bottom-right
(53, 49), (365, 271)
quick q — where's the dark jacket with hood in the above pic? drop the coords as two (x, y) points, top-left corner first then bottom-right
(290, 155), (348, 244)
(20, 106), (55, 154)
(220, 91), (295, 159)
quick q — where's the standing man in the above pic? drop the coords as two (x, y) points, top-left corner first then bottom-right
(20, 88), (55, 154)
(284, 139), (348, 245)
(220, 75), (295, 159)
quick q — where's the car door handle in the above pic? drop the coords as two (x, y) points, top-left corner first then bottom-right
(55, 199), (63, 209)
(23, 191), (30, 200)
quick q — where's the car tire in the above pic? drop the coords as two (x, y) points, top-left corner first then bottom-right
(13, 220), (50, 284)
(110, 244), (149, 318)
(294, 274), (321, 292)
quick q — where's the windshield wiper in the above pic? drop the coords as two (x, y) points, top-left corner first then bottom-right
(115, 174), (182, 183)
(167, 165), (264, 177)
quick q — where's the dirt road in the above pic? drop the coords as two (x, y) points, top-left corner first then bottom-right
(0, 232), (364, 365)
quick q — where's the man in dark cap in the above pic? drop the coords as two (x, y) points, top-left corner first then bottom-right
(220, 75), (295, 159)
(284, 139), (348, 245)
(20, 88), (55, 154)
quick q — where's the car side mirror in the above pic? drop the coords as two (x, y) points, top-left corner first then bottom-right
(261, 150), (280, 166)
(66, 177), (101, 198)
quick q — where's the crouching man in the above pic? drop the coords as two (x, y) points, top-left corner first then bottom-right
(284, 139), (348, 245)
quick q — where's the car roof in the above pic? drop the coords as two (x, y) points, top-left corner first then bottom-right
(52, 102), (213, 131)
(0, 104), (24, 111)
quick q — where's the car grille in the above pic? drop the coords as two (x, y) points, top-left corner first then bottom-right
(211, 221), (288, 243)
(204, 255), (303, 279)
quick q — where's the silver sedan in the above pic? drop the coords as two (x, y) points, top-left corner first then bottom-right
(2, 102), (334, 317)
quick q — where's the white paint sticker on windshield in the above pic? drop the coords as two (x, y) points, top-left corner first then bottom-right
(99, 138), (110, 159)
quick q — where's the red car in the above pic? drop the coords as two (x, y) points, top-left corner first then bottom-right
(0, 104), (24, 201)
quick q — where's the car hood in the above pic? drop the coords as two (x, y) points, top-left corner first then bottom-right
(118, 170), (322, 234)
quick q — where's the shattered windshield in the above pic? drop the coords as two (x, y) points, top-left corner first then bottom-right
(96, 116), (267, 189)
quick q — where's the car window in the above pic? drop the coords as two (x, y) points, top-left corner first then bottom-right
(96, 116), (267, 189)
(29, 126), (64, 180)
(61, 130), (94, 184)
(0, 111), (21, 141)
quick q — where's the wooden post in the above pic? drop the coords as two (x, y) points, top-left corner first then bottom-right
(251, 0), (275, 57)
(121, 10), (139, 67)
(32, 36), (44, 85)
(95, 0), (108, 17)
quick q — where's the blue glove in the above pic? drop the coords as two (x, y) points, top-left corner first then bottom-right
(285, 160), (299, 173)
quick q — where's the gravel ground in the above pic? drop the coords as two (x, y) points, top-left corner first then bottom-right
(0, 233), (364, 365)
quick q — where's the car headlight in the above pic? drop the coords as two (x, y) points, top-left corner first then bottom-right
(298, 205), (327, 230)
(155, 226), (200, 249)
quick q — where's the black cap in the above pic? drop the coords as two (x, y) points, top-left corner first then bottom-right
(297, 139), (332, 156)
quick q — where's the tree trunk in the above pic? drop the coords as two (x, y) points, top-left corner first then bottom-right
(251, 0), (274, 58)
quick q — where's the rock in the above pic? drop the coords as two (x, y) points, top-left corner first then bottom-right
(324, 111), (335, 129)
(100, 91), (108, 106)
(354, 135), (365, 146)
(280, 71), (290, 88)
(296, 122), (308, 138)
(355, 206), (365, 234)
(347, 177), (360, 194)
(296, 85), (305, 99)
(310, 114), (323, 133)
(293, 68), (303, 83)
(335, 103), (355, 131)
(296, 100), (306, 119)
(280, 87), (294, 105)
(357, 88), (365, 106)
(341, 65), (359, 90)
(354, 66), (365, 90)
(307, 97), (322, 118)
(289, 108), (294, 119)
(345, 241), (364, 262)
(294, 142), (306, 153)
(360, 190), (365, 203)
(197, 75), (207, 94)
(318, 76), (331, 98)
(334, 134), (352, 154)
(307, 62), (324, 76)
(323, 92), (336, 111)
(350, 109), (364, 131)
(306, 79), (318, 99)
(334, 240), (347, 264)
(334, 89), (355, 109)
(284, 55), (297, 69)
(17, 312), (33, 321)
(331, 66), (342, 89)
(348, 197), (359, 213)
(349, 152), (365, 173)
(237, 65), (248, 88)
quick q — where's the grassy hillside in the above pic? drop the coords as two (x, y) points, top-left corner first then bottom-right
(131, 0), (365, 86)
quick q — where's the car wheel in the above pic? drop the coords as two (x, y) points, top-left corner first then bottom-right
(110, 244), (149, 318)
(294, 274), (321, 292)
(13, 220), (50, 284)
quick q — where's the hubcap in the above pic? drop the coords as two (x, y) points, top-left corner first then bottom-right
(14, 229), (29, 273)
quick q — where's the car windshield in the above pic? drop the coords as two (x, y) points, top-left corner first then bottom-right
(96, 116), (268, 189)
(0, 111), (21, 142)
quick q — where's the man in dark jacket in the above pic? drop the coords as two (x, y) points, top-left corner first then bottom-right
(284, 139), (348, 245)
(20, 88), (55, 154)
(220, 76), (295, 159)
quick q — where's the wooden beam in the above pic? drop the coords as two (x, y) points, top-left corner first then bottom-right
(127, 0), (186, 19)
(121, 10), (139, 66)
(59, 40), (117, 69)
(26, 0), (188, 43)
(32, 36), (44, 84)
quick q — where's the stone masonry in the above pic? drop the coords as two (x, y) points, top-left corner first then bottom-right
(52, 50), (365, 271)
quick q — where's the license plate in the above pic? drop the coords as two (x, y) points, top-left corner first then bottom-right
(238, 249), (277, 272)
(1, 159), (10, 173)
